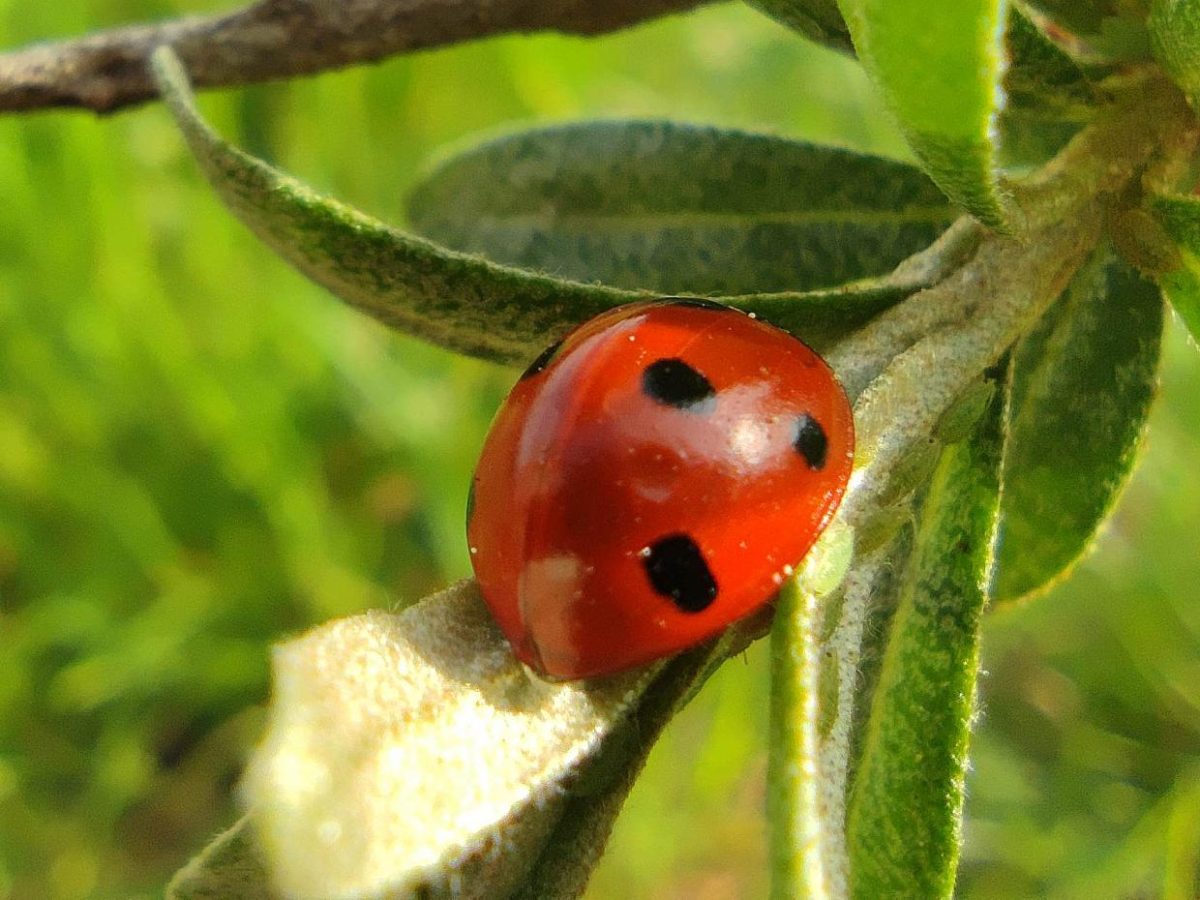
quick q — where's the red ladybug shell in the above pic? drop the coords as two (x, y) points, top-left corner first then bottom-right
(467, 299), (854, 680)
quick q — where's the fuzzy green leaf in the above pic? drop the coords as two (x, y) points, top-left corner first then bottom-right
(1149, 192), (1200, 343)
(836, 0), (1012, 228)
(148, 47), (640, 367)
(993, 246), (1164, 604)
(744, 0), (855, 53)
(1151, 0), (1200, 108)
(239, 582), (666, 899)
(151, 49), (944, 366)
(846, 385), (1003, 899)
(170, 584), (757, 900)
(408, 121), (955, 297)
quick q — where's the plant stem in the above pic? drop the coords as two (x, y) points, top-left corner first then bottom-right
(768, 577), (829, 900)
(831, 76), (1192, 528)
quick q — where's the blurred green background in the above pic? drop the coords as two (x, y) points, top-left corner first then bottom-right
(1, 2), (1197, 898)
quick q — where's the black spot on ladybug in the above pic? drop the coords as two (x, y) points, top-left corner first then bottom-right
(642, 358), (716, 412)
(793, 413), (828, 470)
(661, 297), (734, 313)
(641, 534), (718, 613)
(465, 479), (477, 526)
(519, 340), (562, 381)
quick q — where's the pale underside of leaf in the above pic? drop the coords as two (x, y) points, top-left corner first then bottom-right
(993, 244), (1164, 604)
(238, 581), (658, 899)
(812, 541), (899, 897)
(407, 121), (954, 296)
(173, 577), (759, 900)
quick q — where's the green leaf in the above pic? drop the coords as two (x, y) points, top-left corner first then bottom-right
(744, 0), (855, 53)
(1024, 0), (1153, 61)
(993, 245), (1164, 604)
(1150, 0), (1200, 108)
(1149, 192), (1200, 343)
(1150, 191), (1200, 248)
(148, 47), (639, 367)
(407, 121), (955, 296)
(846, 384), (1003, 899)
(238, 582), (661, 899)
(150, 48), (948, 367)
(836, 0), (1012, 228)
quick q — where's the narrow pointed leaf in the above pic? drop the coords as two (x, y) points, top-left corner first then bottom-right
(151, 48), (947, 366)
(744, 0), (855, 54)
(149, 47), (635, 367)
(846, 386), (1003, 899)
(993, 246), (1164, 604)
(836, 0), (1013, 228)
(1149, 191), (1200, 343)
(407, 121), (955, 296)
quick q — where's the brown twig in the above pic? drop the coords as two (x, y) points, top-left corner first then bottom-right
(0, 0), (715, 115)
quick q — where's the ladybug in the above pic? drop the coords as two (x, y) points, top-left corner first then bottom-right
(467, 299), (854, 680)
